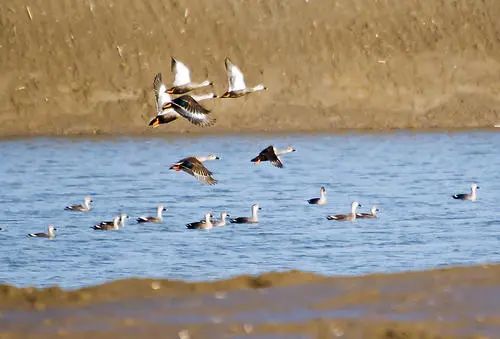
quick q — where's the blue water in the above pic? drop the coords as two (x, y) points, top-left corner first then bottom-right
(0, 132), (499, 289)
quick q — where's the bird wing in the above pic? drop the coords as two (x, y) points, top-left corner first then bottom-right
(169, 96), (215, 127)
(180, 157), (217, 185)
(153, 73), (171, 114)
(171, 58), (191, 87)
(261, 146), (283, 168)
(225, 57), (246, 91)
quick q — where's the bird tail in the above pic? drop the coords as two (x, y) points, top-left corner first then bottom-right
(326, 215), (337, 220)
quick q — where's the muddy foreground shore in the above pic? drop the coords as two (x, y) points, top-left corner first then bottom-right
(1, 0), (500, 137)
(1, 264), (499, 338)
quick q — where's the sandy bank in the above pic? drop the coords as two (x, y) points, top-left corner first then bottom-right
(1, 0), (500, 137)
(1, 264), (499, 338)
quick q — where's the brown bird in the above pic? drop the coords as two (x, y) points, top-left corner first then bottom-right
(251, 145), (296, 168)
(169, 155), (219, 185)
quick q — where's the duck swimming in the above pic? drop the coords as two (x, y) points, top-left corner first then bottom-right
(452, 183), (479, 201)
(65, 196), (93, 212)
(230, 204), (261, 224)
(308, 186), (327, 205)
(137, 205), (167, 224)
(327, 202), (361, 221)
(28, 225), (56, 238)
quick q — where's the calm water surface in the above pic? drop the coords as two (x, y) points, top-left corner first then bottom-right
(0, 132), (499, 288)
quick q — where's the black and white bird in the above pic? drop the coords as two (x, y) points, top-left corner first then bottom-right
(356, 206), (379, 219)
(28, 225), (56, 238)
(308, 186), (327, 205)
(137, 205), (166, 224)
(221, 57), (267, 98)
(452, 183), (479, 201)
(167, 57), (213, 94)
(186, 213), (213, 230)
(65, 196), (93, 212)
(169, 155), (219, 185)
(230, 204), (261, 224)
(251, 145), (296, 168)
(92, 216), (120, 231)
(148, 73), (215, 128)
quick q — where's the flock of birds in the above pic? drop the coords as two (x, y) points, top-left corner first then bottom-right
(23, 57), (482, 238)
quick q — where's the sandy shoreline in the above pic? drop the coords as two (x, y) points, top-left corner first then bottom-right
(1, 0), (500, 137)
(1, 264), (499, 338)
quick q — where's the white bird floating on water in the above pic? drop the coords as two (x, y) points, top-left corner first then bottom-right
(452, 183), (479, 201)
(137, 205), (167, 224)
(212, 211), (230, 227)
(327, 202), (361, 221)
(230, 204), (261, 224)
(167, 57), (213, 94)
(308, 186), (327, 205)
(28, 225), (56, 238)
(221, 57), (267, 98)
(65, 196), (93, 212)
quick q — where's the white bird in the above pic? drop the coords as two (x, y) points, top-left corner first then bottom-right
(251, 145), (296, 168)
(308, 186), (327, 205)
(452, 183), (479, 201)
(28, 225), (56, 238)
(148, 73), (215, 128)
(137, 205), (167, 223)
(65, 196), (93, 212)
(167, 57), (213, 94)
(327, 202), (361, 221)
(221, 57), (267, 98)
(212, 211), (230, 227)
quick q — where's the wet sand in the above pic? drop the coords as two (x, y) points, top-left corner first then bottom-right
(1, 0), (500, 137)
(1, 264), (499, 338)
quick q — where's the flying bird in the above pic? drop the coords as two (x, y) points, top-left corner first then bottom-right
(169, 155), (219, 185)
(251, 145), (296, 168)
(148, 73), (215, 128)
(167, 57), (213, 94)
(221, 57), (267, 98)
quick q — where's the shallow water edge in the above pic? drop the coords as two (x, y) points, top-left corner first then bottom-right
(1, 263), (499, 338)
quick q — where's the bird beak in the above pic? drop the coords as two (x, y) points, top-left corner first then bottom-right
(359, 204), (362, 207)
(163, 208), (167, 211)
(215, 156), (220, 160)
(292, 149), (296, 152)
(259, 207), (262, 210)
(477, 186), (480, 189)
